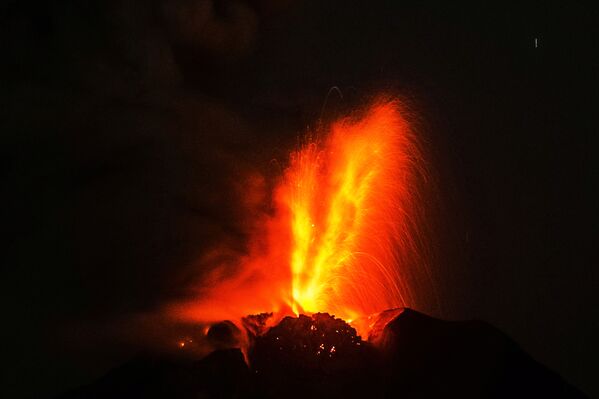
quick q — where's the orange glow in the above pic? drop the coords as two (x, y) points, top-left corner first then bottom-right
(278, 100), (426, 321)
(171, 99), (429, 334)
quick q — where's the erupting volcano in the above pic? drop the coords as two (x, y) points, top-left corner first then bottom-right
(63, 100), (589, 399)
(172, 99), (430, 340)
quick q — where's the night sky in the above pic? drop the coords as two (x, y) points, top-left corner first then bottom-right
(2, 1), (597, 397)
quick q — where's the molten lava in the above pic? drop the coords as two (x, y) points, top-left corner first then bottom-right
(280, 101), (425, 321)
(173, 99), (429, 335)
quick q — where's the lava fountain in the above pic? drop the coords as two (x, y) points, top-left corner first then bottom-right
(281, 100), (427, 321)
(172, 98), (430, 338)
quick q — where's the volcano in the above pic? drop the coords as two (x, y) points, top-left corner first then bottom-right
(59, 101), (587, 398)
(60, 309), (587, 398)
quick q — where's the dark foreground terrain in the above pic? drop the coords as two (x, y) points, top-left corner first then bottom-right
(60, 309), (587, 398)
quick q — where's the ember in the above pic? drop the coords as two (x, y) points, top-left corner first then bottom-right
(249, 313), (381, 399)
(250, 313), (367, 372)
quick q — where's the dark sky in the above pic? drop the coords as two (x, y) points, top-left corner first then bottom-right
(1, 1), (597, 397)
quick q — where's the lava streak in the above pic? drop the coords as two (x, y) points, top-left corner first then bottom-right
(279, 100), (426, 321)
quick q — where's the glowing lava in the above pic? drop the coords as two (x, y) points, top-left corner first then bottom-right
(172, 99), (429, 333)
(279, 100), (426, 321)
